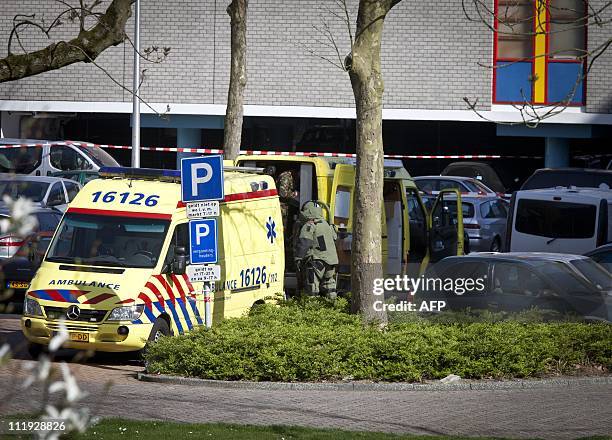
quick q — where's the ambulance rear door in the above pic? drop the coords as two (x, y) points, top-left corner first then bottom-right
(329, 164), (355, 274)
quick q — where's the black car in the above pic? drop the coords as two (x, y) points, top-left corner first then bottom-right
(420, 253), (610, 321)
(440, 162), (528, 194)
(585, 244), (612, 273)
(521, 168), (612, 190)
(0, 231), (53, 312)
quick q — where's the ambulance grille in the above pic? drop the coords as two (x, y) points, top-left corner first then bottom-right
(46, 323), (98, 332)
(43, 306), (108, 323)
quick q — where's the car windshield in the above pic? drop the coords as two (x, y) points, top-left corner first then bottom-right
(570, 259), (612, 291)
(533, 261), (598, 294)
(473, 180), (495, 193)
(0, 180), (50, 202)
(46, 213), (170, 268)
(73, 144), (119, 167)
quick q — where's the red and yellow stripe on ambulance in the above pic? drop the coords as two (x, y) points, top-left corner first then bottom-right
(21, 166), (284, 352)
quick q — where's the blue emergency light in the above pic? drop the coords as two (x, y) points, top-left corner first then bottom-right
(99, 167), (181, 182)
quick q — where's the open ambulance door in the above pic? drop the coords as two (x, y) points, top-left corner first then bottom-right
(329, 164), (355, 277)
(382, 179), (407, 276)
(428, 189), (464, 263)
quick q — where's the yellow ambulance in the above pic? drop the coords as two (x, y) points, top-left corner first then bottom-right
(21, 166), (284, 354)
(236, 155), (464, 290)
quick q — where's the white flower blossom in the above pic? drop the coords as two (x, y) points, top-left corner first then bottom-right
(0, 195), (37, 235)
(0, 343), (10, 365)
(23, 354), (51, 388)
(48, 362), (87, 403)
(48, 320), (68, 353)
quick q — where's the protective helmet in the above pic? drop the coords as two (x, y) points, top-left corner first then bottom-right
(300, 200), (323, 220)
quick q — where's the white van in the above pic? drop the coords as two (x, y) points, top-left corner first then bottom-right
(506, 187), (612, 254)
(0, 139), (119, 176)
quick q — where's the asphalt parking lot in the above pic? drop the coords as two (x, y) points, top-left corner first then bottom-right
(1, 314), (611, 439)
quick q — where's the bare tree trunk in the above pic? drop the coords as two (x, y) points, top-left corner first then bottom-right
(348, 0), (397, 324)
(223, 0), (248, 161)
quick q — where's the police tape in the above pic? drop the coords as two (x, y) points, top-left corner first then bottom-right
(0, 141), (544, 159)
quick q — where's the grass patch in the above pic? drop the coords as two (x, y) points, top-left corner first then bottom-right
(4, 416), (611, 440)
(143, 298), (612, 382)
(63, 418), (557, 439)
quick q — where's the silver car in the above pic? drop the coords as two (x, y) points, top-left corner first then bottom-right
(462, 196), (509, 253)
(421, 194), (509, 253)
(0, 174), (81, 212)
(414, 176), (497, 196)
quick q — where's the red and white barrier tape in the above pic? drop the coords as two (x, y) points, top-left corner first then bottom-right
(0, 142), (543, 160)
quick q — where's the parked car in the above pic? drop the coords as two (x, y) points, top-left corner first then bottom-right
(0, 206), (62, 259)
(506, 187), (612, 255)
(585, 244), (612, 273)
(0, 139), (119, 176)
(0, 231), (53, 310)
(422, 253), (610, 321)
(0, 175), (81, 211)
(441, 161), (526, 194)
(51, 170), (100, 185)
(414, 176), (497, 196)
(521, 168), (612, 190)
(422, 195), (509, 253)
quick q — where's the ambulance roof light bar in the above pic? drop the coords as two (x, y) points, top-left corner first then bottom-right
(99, 167), (181, 182)
(99, 166), (266, 182)
(224, 166), (264, 174)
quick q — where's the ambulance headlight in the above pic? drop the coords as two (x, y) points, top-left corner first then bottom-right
(108, 304), (145, 321)
(24, 297), (43, 317)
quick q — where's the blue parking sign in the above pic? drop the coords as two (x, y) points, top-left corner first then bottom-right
(181, 155), (224, 202)
(189, 219), (218, 264)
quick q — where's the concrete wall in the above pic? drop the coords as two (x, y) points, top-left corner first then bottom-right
(0, 0), (491, 111)
(585, 0), (612, 114)
(0, 1), (608, 114)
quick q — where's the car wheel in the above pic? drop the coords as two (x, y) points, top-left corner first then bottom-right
(148, 318), (171, 343)
(490, 237), (502, 252)
(27, 342), (45, 359)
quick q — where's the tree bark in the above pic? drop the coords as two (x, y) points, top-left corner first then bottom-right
(348, 0), (398, 324)
(0, 0), (134, 83)
(223, 0), (248, 161)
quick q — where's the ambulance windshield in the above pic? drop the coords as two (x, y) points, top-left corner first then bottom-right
(46, 213), (170, 268)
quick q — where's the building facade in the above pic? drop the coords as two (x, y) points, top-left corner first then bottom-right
(0, 0), (610, 171)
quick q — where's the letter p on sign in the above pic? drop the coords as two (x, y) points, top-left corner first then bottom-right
(181, 155), (224, 202)
(195, 222), (210, 245)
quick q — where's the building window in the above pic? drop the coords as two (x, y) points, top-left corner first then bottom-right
(549, 0), (587, 59)
(493, 0), (587, 105)
(497, 1), (534, 59)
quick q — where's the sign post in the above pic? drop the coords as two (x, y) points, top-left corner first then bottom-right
(180, 155), (224, 328)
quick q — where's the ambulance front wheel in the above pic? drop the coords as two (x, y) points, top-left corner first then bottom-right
(148, 318), (171, 343)
(27, 342), (45, 359)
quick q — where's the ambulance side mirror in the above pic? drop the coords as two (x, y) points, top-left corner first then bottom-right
(172, 246), (187, 275)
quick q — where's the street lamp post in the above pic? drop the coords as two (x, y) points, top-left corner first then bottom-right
(131, 0), (141, 168)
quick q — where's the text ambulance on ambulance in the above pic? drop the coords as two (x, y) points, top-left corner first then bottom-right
(21, 167), (284, 355)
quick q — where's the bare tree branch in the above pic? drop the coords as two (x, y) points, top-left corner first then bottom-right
(0, 0), (134, 83)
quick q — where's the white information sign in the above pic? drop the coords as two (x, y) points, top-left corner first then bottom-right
(187, 201), (220, 218)
(187, 264), (221, 282)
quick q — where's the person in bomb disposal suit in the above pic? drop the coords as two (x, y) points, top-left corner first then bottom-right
(293, 201), (338, 300)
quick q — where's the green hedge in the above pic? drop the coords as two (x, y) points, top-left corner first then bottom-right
(143, 299), (612, 382)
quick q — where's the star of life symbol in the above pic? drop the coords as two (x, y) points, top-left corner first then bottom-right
(266, 217), (277, 244)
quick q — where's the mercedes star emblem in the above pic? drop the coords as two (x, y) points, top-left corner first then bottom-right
(66, 305), (81, 320)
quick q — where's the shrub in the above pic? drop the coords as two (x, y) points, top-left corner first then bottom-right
(143, 299), (612, 382)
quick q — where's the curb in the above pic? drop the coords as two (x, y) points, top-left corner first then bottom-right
(137, 373), (612, 392)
